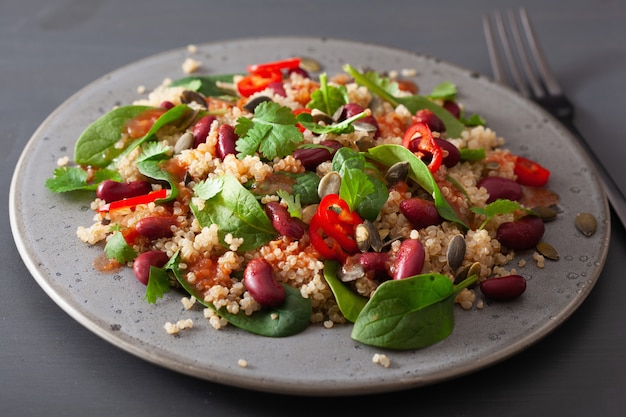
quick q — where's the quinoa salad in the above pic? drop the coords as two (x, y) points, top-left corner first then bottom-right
(45, 55), (561, 350)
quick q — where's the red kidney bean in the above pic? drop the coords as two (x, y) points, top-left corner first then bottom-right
(96, 179), (152, 203)
(480, 274), (527, 301)
(265, 201), (304, 240)
(399, 198), (443, 229)
(358, 252), (391, 277)
(392, 239), (425, 280)
(477, 176), (523, 203)
(268, 81), (287, 97)
(159, 100), (175, 110)
(341, 103), (380, 137)
(435, 138), (461, 167)
(191, 115), (216, 148)
(443, 100), (461, 118)
(133, 250), (169, 285)
(135, 216), (177, 240)
(292, 139), (342, 171)
(243, 258), (285, 307)
(496, 215), (545, 250)
(413, 109), (445, 132)
(216, 124), (238, 160)
(288, 67), (310, 79)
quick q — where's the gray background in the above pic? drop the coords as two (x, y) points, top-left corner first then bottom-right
(2, 0), (625, 416)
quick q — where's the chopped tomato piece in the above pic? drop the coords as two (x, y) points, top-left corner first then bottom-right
(402, 122), (443, 173)
(514, 156), (550, 187)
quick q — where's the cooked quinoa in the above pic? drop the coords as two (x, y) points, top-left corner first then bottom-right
(65, 58), (555, 339)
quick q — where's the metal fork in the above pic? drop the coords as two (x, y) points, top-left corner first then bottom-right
(483, 8), (626, 230)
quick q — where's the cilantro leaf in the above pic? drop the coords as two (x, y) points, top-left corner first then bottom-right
(277, 189), (302, 219)
(306, 72), (349, 116)
(145, 265), (171, 304)
(136, 142), (178, 203)
(234, 101), (304, 160)
(45, 166), (121, 193)
(471, 199), (533, 229)
(104, 231), (137, 263)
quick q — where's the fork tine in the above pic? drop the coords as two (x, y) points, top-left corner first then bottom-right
(484, 12), (530, 97)
(506, 10), (544, 98)
(482, 14), (508, 86)
(518, 7), (563, 96)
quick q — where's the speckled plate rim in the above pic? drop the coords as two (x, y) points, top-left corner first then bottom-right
(9, 37), (610, 396)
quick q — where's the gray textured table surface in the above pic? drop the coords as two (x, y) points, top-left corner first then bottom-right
(2, 0), (626, 416)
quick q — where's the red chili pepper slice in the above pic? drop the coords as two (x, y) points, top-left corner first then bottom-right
(514, 156), (551, 187)
(311, 194), (362, 257)
(402, 122), (443, 173)
(246, 57), (301, 74)
(237, 69), (283, 98)
(98, 189), (169, 213)
(309, 214), (349, 262)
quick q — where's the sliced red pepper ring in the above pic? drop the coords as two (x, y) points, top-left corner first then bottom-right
(237, 69), (283, 98)
(314, 194), (362, 255)
(98, 189), (169, 213)
(402, 122), (443, 173)
(514, 156), (551, 187)
(247, 57), (301, 74)
(309, 214), (349, 262)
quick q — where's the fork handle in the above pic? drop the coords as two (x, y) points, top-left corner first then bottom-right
(559, 119), (626, 231)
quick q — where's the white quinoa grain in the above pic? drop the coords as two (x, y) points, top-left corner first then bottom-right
(238, 359), (248, 368)
(372, 353), (391, 368)
(182, 57), (201, 74)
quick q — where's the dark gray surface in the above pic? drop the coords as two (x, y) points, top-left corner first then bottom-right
(2, 0), (625, 416)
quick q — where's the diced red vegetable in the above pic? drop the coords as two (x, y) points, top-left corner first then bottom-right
(514, 156), (550, 187)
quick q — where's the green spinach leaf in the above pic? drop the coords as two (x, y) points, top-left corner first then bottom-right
(367, 144), (468, 228)
(190, 175), (276, 251)
(169, 74), (239, 97)
(323, 261), (368, 322)
(167, 251), (312, 337)
(74, 105), (153, 167)
(351, 273), (456, 350)
(342, 64), (465, 138)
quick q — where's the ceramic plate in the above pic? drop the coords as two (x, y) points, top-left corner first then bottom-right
(9, 38), (610, 396)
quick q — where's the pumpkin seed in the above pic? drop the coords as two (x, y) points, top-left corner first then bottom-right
(299, 57), (322, 73)
(446, 234), (466, 272)
(180, 90), (207, 109)
(532, 206), (558, 222)
(317, 171), (341, 199)
(575, 212), (597, 237)
(384, 161), (409, 186)
(355, 220), (383, 253)
(536, 241), (559, 260)
(174, 132), (194, 154)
